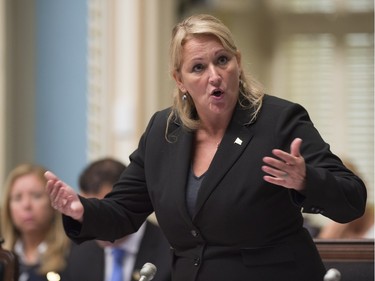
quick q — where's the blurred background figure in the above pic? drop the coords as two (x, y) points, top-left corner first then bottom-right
(64, 157), (171, 281)
(318, 159), (374, 239)
(0, 163), (70, 281)
(318, 204), (374, 239)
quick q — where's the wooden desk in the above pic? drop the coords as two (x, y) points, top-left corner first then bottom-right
(315, 239), (374, 281)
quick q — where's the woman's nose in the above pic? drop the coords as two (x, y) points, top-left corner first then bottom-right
(20, 197), (32, 209)
(208, 65), (221, 85)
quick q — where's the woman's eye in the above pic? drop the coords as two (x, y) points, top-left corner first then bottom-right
(10, 194), (22, 202)
(217, 55), (228, 65)
(32, 192), (44, 199)
(192, 64), (204, 72)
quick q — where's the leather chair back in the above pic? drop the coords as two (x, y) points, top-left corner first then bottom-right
(0, 238), (18, 281)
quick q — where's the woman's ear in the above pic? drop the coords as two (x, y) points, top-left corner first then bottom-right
(173, 71), (186, 93)
(235, 51), (242, 70)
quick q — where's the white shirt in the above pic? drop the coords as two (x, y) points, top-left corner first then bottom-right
(14, 240), (48, 281)
(104, 223), (146, 281)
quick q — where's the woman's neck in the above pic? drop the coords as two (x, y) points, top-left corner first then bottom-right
(21, 233), (46, 265)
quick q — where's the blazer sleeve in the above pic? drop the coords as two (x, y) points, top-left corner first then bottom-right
(273, 102), (367, 223)
(63, 112), (161, 244)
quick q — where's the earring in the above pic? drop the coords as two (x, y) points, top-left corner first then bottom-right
(182, 94), (187, 101)
(239, 79), (246, 89)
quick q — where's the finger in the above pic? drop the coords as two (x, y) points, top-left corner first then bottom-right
(262, 164), (287, 178)
(45, 171), (58, 181)
(48, 184), (60, 209)
(269, 148), (294, 165)
(263, 156), (285, 170)
(271, 148), (300, 167)
(45, 180), (55, 194)
(46, 181), (62, 207)
(263, 175), (289, 188)
(290, 138), (302, 157)
(53, 181), (69, 208)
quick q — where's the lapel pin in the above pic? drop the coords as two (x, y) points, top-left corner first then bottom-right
(234, 137), (243, 145)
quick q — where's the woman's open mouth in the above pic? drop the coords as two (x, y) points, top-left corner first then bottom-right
(211, 89), (223, 97)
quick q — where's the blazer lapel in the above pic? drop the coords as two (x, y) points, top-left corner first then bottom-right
(166, 122), (195, 225)
(194, 106), (255, 218)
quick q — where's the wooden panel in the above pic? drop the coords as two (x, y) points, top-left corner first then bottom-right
(315, 239), (374, 262)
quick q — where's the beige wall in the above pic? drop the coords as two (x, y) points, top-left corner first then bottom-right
(86, 0), (176, 165)
(0, 1), (36, 185)
(0, 0), (5, 185)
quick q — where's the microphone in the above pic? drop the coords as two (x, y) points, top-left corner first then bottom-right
(323, 268), (341, 281)
(139, 262), (157, 281)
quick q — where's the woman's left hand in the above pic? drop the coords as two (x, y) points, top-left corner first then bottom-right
(262, 138), (306, 191)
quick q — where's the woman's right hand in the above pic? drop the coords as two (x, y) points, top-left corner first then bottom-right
(45, 171), (84, 222)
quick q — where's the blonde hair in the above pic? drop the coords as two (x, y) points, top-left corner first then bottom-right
(167, 14), (264, 132)
(0, 163), (70, 275)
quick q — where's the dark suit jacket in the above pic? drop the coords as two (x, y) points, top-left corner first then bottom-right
(64, 221), (171, 281)
(64, 95), (366, 281)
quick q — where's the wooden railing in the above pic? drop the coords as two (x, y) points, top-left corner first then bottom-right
(315, 239), (374, 281)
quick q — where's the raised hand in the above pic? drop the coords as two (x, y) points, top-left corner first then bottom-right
(45, 171), (84, 222)
(262, 138), (306, 191)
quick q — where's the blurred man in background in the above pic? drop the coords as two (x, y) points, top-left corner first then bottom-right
(64, 158), (171, 281)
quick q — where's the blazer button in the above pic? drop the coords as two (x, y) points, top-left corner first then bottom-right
(194, 257), (201, 266)
(190, 230), (199, 237)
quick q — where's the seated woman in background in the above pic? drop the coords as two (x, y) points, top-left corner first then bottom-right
(0, 164), (70, 281)
(318, 159), (374, 239)
(318, 203), (374, 239)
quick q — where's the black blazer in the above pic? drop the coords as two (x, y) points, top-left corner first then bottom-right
(64, 95), (366, 281)
(64, 221), (171, 281)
